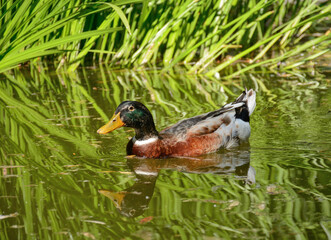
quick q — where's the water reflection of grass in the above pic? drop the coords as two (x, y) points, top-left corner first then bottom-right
(0, 66), (330, 239)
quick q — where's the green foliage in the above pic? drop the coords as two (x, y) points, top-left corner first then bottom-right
(0, 0), (330, 73)
(0, 0), (131, 72)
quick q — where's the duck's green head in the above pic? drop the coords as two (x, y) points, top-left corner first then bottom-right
(97, 101), (157, 137)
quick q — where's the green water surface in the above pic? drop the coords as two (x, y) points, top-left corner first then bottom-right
(0, 65), (330, 239)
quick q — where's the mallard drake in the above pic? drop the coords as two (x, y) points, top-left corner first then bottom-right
(97, 89), (256, 158)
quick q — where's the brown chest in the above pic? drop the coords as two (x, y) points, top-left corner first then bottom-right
(132, 139), (162, 158)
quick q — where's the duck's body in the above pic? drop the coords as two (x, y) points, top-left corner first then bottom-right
(98, 89), (256, 158)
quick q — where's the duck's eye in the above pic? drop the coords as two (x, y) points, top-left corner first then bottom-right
(128, 106), (135, 111)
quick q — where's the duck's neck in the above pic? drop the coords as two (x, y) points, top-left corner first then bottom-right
(134, 123), (159, 140)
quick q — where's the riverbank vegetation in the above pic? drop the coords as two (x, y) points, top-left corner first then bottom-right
(0, 0), (330, 74)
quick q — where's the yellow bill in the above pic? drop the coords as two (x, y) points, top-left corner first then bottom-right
(97, 112), (124, 134)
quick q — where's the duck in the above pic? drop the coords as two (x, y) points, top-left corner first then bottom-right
(97, 89), (256, 158)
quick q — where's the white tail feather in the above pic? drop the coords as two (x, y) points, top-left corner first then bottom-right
(234, 89), (256, 116)
(246, 89), (256, 116)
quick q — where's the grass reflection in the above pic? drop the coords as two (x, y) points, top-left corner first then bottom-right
(0, 64), (330, 239)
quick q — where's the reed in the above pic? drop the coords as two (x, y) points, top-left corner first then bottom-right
(0, 0), (329, 74)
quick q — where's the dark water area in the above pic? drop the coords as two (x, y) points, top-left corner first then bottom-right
(0, 64), (330, 239)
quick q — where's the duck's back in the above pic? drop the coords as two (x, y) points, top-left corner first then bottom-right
(158, 89), (256, 157)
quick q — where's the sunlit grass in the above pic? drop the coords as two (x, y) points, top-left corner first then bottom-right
(0, 0), (329, 74)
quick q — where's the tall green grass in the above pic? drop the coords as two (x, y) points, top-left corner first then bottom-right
(0, 0), (329, 74)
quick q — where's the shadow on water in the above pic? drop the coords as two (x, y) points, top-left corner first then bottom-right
(0, 63), (330, 239)
(100, 149), (255, 218)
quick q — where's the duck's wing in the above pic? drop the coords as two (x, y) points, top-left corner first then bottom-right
(160, 89), (256, 139)
(160, 105), (239, 138)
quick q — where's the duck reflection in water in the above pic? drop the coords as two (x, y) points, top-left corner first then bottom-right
(99, 149), (255, 218)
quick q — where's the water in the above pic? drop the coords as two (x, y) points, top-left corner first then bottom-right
(0, 64), (330, 239)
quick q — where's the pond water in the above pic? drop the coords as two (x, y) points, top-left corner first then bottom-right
(0, 64), (330, 239)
